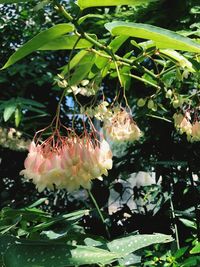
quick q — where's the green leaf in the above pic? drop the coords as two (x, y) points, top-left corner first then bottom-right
(107, 233), (173, 256)
(77, 0), (156, 10)
(105, 21), (200, 53)
(69, 52), (96, 85)
(139, 40), (196, 72)
(14, 108), (21, 127)
(159, 49), (195, 72)
(3, 239), (119, 267)
(61, 50), (88, 76)
(179, 218), (197, 229)
(16, 97), (46, 108)
(2, 23), (74, 69)
(0, 235), (18, 265)
(39, 35), (96, 50)
(190, 243), (200, 254)
(95, 36), (128, 69)
(3, 104), (16, 121)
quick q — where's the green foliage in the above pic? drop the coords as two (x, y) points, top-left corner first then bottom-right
(0, 1), (200, 266)
(190, 242), (200, 254)
(0, 200), (173, 266)
(77, 0), (156, 10)
(0, 97), (47, 126)
(2, 23), (74, 69)
(39, 34), (96, 50)
(105, 21), (200, 52)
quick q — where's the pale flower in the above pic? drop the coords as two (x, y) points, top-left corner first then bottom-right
(104, 110), (142, 142)
(173, 113), (192, 135)
(190, 121), (200, 142)
(20, 132), (113, 192)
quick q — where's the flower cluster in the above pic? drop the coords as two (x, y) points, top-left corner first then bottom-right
(173, 112), (200, 142)
(104, 109), (142, 142)
(56, 75), (98, 97)
(20, 130), (112, 192)
(81, 101), (113, 121)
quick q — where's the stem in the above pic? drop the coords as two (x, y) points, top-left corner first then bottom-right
(170, 182), (180, 250)
(53, 1), (159, 80)
(55, 88), (67, 130)
(188, 165), (200, 241)
(88, 190), (111, 239)
(128, 73), (161, 90)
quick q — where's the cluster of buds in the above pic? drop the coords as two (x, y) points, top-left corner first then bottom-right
(20, 127), (112, 192)
(56, 74), (98, 97)
(173, 111), (200, 142)
(82, 101), (113, 121)
(104, 109), (142, 142)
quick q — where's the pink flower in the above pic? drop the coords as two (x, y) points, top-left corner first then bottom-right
(104, 110), (142, 142)
(20, 132), (112, 192)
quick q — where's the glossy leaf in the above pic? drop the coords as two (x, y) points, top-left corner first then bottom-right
(139, 40), (195, 72)
(77, 0), (156, 10)
(107, 233), (173, 256)
(3, 104), (16, 122)
(61, 50), (88, 76)
(2, 23), (74, 69)
(105, 21), (200, 53)
(39, 35), (96, 50)
(14, 108), (21, 127)
(69, 52), (96, 85)
(190, 243), (200, 254)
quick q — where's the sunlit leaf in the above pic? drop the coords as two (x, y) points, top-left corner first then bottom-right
(2, 23), (74, 69)
(39, 35), (96, 50)
(3, 104), (16, 122)
(105, 21), (200, 52)
(77, 0), (156, 10)
(190, 243), (200, 254)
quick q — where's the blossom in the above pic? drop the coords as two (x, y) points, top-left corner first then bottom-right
(104, 109), (142, 142)
(20, 133), (112, 192)
(173, 112), (200, 142)
(189, 121), (200, 142)
(173, 113), (192, 135)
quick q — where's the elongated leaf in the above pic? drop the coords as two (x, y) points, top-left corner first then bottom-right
(2, 23), (74, 69)
(69, 53), (96, 85)
(77, 0), (155, 10)
(190, 243), (200, 254)
(139, 40), (195, 72)
(3, 104), (16, 121)
(105, 21), (200, 53)
(3, 240), (119, 267)
(107, 233), (173, 256)
(61, 50), (88, 76)
(39, 35), (96, 50)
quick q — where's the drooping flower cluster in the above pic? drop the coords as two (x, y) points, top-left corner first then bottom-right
(173, 112), (200, 142)
(20, 129), (112, 192)
(104, 109), (142, 142)
(173, 112), (192, 135)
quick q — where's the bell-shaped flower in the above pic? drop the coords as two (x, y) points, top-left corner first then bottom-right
(104, 110), (142, 142)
